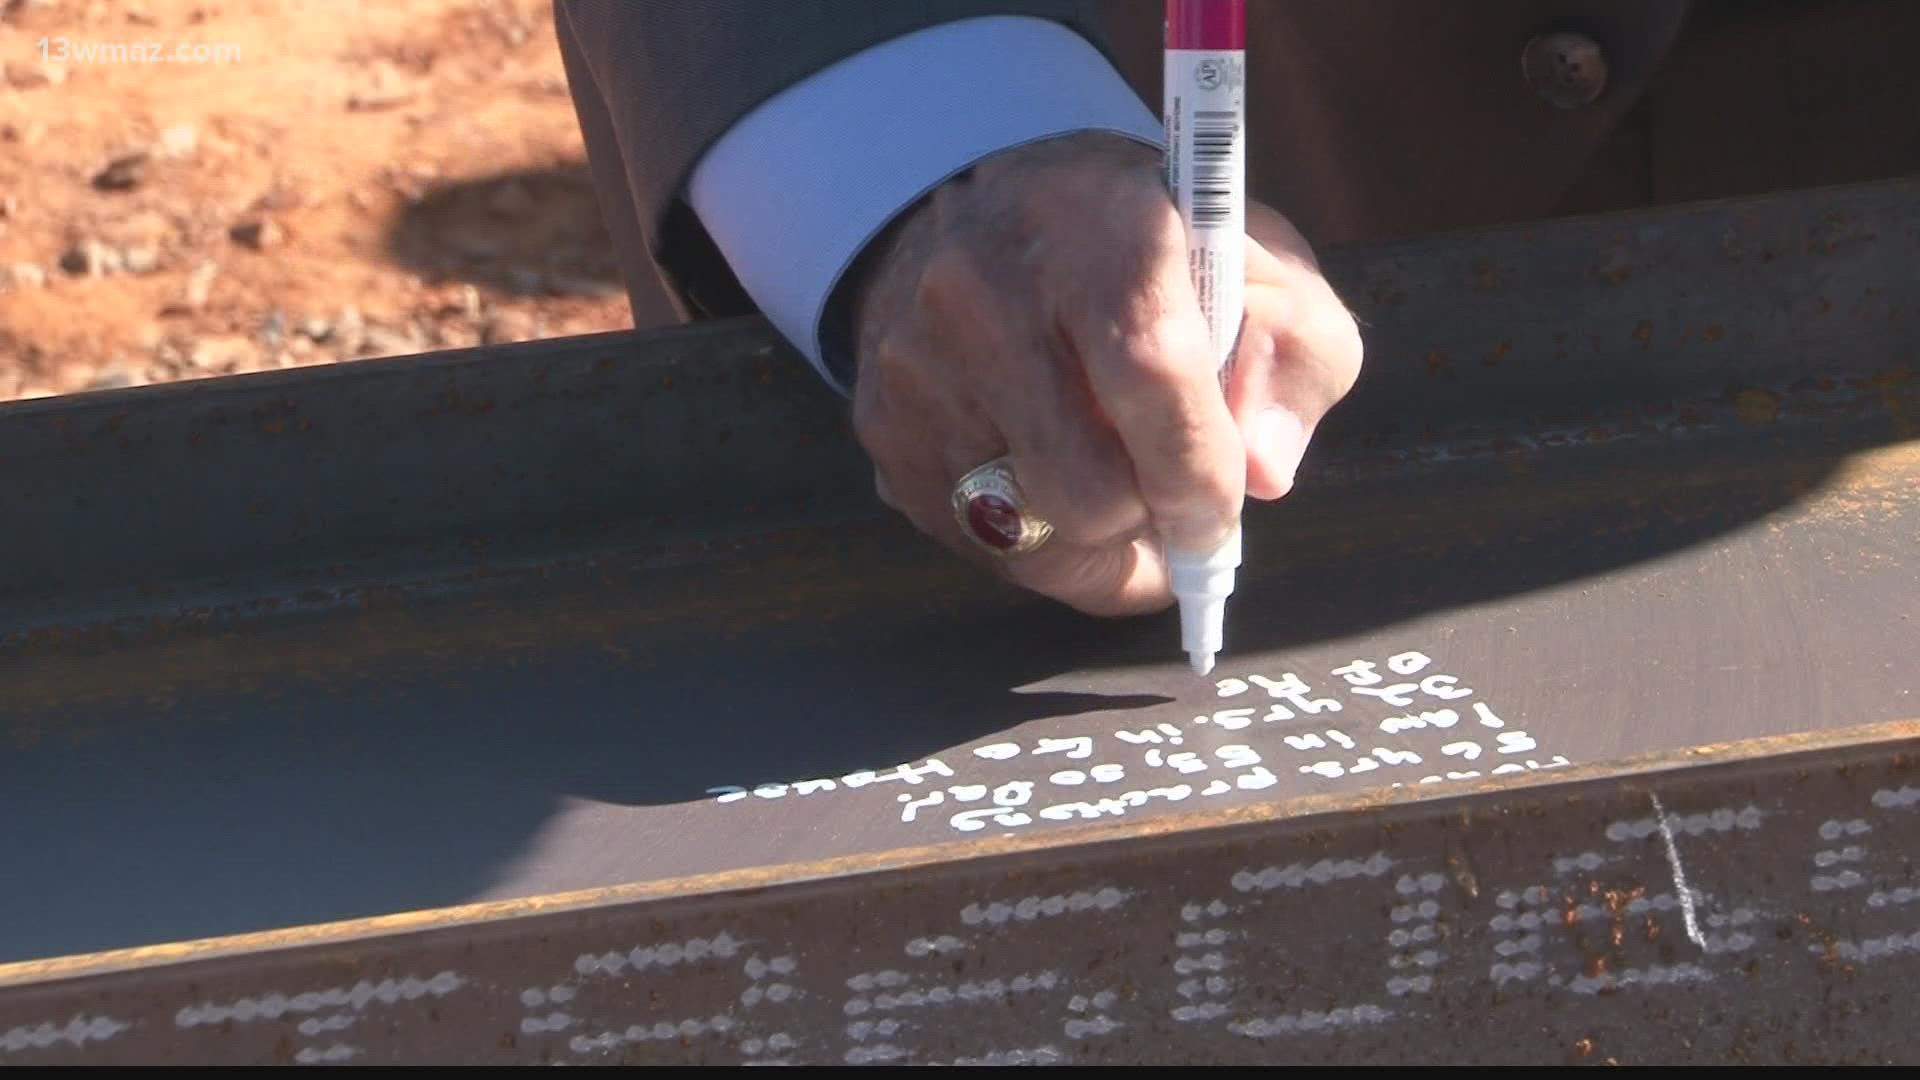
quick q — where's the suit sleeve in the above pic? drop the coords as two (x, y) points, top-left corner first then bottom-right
(553, 1), (1153, 389)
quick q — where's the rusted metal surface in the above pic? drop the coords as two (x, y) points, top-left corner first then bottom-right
(4, 722), (1920, 1064)
(0, 179), (1914, 1062)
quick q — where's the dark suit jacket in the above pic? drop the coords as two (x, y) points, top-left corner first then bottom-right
(553, 0), (1920, 334)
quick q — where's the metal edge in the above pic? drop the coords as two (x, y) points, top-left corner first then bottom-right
(4, 714), (1913, 991)
(3, 177), (1915, 614)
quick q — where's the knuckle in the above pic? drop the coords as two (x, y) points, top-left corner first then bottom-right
(1184, 465), (1242, 526)
(883, 477), (960, 543)
(1118, 288), (1214, 379)
(1001, 548), (1092, 606)
(1307, 290), (1364, 360)
(1323, 305), (1366, 395)
(1003, 544), (1146, 618)
(1107, 275), (1182, 343)
(850, 386), (906, 466)
(850, 383), (885, 449)
(1096, 322), (1210, 415)
(912, 244), (987, 324)
(1034, 472), (1145, 547)
(1149, 407), (1221, 473)
(1271, 295), (1365, 400)
(1284, 298), (1365, 404)
(849, 341), (925, 451)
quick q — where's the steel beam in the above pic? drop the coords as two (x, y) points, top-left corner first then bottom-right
(0, 179), (1914, 1063)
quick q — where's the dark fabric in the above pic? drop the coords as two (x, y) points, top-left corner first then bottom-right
(1087, 1), (1691, 245)
(556, 0), (1920, 334)
(551, 0), (1116, 325)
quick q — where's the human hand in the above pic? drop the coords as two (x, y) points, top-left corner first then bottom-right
(849, 132), (1362, 615)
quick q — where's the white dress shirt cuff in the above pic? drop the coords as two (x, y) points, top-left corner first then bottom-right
(687, 15), (1165, 395)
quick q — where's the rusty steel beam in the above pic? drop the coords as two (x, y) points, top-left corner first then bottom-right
(0, 179), (1915, 1063)
(2, 721), (1919, 1064)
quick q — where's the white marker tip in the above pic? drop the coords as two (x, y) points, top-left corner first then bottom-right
(1169, 526), (1239, 681)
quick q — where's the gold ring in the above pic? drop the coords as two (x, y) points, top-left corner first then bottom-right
(950, 456), (1054, 557)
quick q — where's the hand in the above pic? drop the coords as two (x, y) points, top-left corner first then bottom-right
(848, 133), (1362, 615)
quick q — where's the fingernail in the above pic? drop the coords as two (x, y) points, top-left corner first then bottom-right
(1255, 407), (1307, 491)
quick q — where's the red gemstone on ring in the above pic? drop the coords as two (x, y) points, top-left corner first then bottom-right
(965, 492), (1025, 550)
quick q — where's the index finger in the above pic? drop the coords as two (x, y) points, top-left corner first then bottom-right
(1062, 207), (1245, 554)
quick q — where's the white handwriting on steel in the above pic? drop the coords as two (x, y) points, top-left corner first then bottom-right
(740, 1031), (800, 1061)
(941, 1046), (1067, 1066)
(1, 1016), (128, 1054)
(558, 939), (790, 1062)
(1240, 672), (1344, 714)
(1387, 873), (1446, 996)
(705, 649), (1570, 840)
(739, 954), (799, 1008)
(298, 1014), (356, 1036)
(1229, 1004), (1392, 1039)
(1196, 708), (1258, 729)
(844, 1017), (902, 1043)
(570, 1016), (737, 1054)
(904, 935), (966, 957)
(1560, 892), (1758, 955)
(1116, 722), (1188, 746)
(518, 984), (578, 1036)
(847, 971), (1056, 1014)
(960, 888), (1126, 926)
(521, 1012), (575, 1035)
(846, 970), (908, 994)
(1871, 786), (1920, 809)
(1605, 805), (1763, 842)
(1812, 792), (1915, 966)
(1490, 887), (1552, 986)
(1699, 908), (1760, 955)
(1811, 821), (1868, 894)
(520, 985), (576, 1007)
(294, 1044), (360, 1064)
(947, 781), (1040, 832)
(842, 969), (1062, 1058)
(1392, 900), (1441, 924)
(1557, 897), (1758, 956)
(707, 758), (957, 803)
(1819, 932), (1920, 962)
(1182, 900), (1231, 923)
(1388, 651), (1433, 675)
(174, 972), (464, 1028)
(1553, 851), (1610, 875)
(738, 954), (800, 1063)
(1570, 963), (1712, 994)
(1380, 710), (1458, 734)
(1028, 783), (1251, 828)
(574, 932), (741, 976)
(1171, 900), (1235, 1023)
(1821, 818), (1872, 840)
(1231, 853), (1393, 892)
(1649, 793), (1707, 949)
(1064, 990), (1123, 1040)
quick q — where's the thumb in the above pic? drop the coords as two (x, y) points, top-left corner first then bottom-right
(1231, 205), (1364, 501)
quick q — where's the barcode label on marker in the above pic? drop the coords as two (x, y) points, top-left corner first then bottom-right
(1164, 48), (1245, 372)
(1188, 109), (1239, 228)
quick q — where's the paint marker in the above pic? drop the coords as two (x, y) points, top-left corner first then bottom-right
(1163, 0), (1245, 676)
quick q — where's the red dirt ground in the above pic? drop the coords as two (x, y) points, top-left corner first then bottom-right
(0, 0), (640, 402)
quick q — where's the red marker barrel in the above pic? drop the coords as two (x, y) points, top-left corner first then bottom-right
(1166, 0), (1245, 50)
